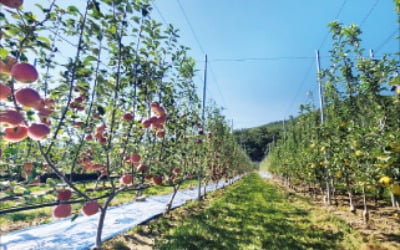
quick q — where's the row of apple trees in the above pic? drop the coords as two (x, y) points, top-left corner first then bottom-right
(0, 0), (253, 248)
(267, 20), (400, 223)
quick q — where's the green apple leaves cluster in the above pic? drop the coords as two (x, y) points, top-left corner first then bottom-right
(267, 21), (400, 217)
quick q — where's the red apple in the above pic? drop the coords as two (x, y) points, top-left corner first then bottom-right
(73, 121), (84, 128)
(11, 63), (38, 83)
(27, 123), (50, 140)
(38, 108), (53, 118)
(152, 105), (166, 117)
(0, 84), (11, 100)
(99, 137), (107, 144)
(83, 161), (93, 171)
(90, 163), (103, 170)
(172, 168), (180, 175)
(69, 101), (78, 108)
(149, 116), (158, 123)
(74, 96), (84, 103)
(76, 105), (85, 111)
(0, 0), (23, 9)
(157, 114), (167, 123)
(96, 124), (106, 133)
(15, 88), (42, 108)
(57, 189), (72, 201)
(152, 175), (163, 185)
(120, 174), (133, 185)
(151, 122), (164, 131)
(150, 102), (160, 109)
(123, 113), (134, 121)
(0, 109), (24, 126)
(40, 117), (51, 126)
(156, 130), (165, 138)
(152, 116), (164, 127)
(23, 162), (33, 172)
(82, 201), (99, 216)
(125, 154), (141, 165)
(85, 134), (93, 141)
(136, 164), (148, 172)
(94, 132), (103, 139)
(44, 98), (55, 109)
(53, 204), (72, 218)
(142, 119), (151, 128)
(33, 99), (45, 110)
(3, 126), (28, 142)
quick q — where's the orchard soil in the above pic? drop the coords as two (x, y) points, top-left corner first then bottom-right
(271, 178), (400, 250)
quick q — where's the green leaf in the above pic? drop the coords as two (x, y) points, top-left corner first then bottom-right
(37, 36), (51, 47)
(83, 56), (97, 66)
(67, 6), (80, 16)
(3, 147), (17, 156)
(46, 178), (58, 187)
(0, 48), (9, 58)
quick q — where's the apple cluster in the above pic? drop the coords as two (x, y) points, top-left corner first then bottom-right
(53, 189), (100, 218)
(141, 102), (167, 139)
(121, 153), (163, 186)
(0, 56), (53, 142)
(0, 0), (53, 146)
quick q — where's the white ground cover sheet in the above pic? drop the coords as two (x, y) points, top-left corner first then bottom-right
(259, 171), (272, 179)
(1, 177), (241, 250)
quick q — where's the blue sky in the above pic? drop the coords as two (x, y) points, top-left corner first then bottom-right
(21, 0), (399, 129)
(153, 0), (399, 129)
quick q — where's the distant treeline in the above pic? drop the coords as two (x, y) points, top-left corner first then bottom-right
(233, 121), (284, 162)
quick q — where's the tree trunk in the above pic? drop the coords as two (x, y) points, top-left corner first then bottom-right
(197, 170), (202, 200)
(390, 191), (397, 207)
(345, 177), (356, 213)
(390, 191), (400, 209)
(312, 182), (316, 200)
(95, 208), (107, 249)
(95, 191), (118, 249)
(348, 189), (356, 213)
(203, 180), (208, 199)
(165, 185), (179, 213)
(325, 175), (331, 206)
(362, 185), (369, 224)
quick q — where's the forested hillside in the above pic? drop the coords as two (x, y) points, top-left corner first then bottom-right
(233, 121), (283, 162)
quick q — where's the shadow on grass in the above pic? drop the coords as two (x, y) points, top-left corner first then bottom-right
(157, 174), (348, 250)
(382, 233), (400, 244)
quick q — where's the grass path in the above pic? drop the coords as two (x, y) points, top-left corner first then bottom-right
(156, 173), (362, 249)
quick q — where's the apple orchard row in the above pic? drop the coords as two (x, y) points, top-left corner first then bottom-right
(0, 0), (253, 225)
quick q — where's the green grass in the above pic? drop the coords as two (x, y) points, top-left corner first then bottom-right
(156, 173), (362, 250)
(259, 157), (271, 172)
